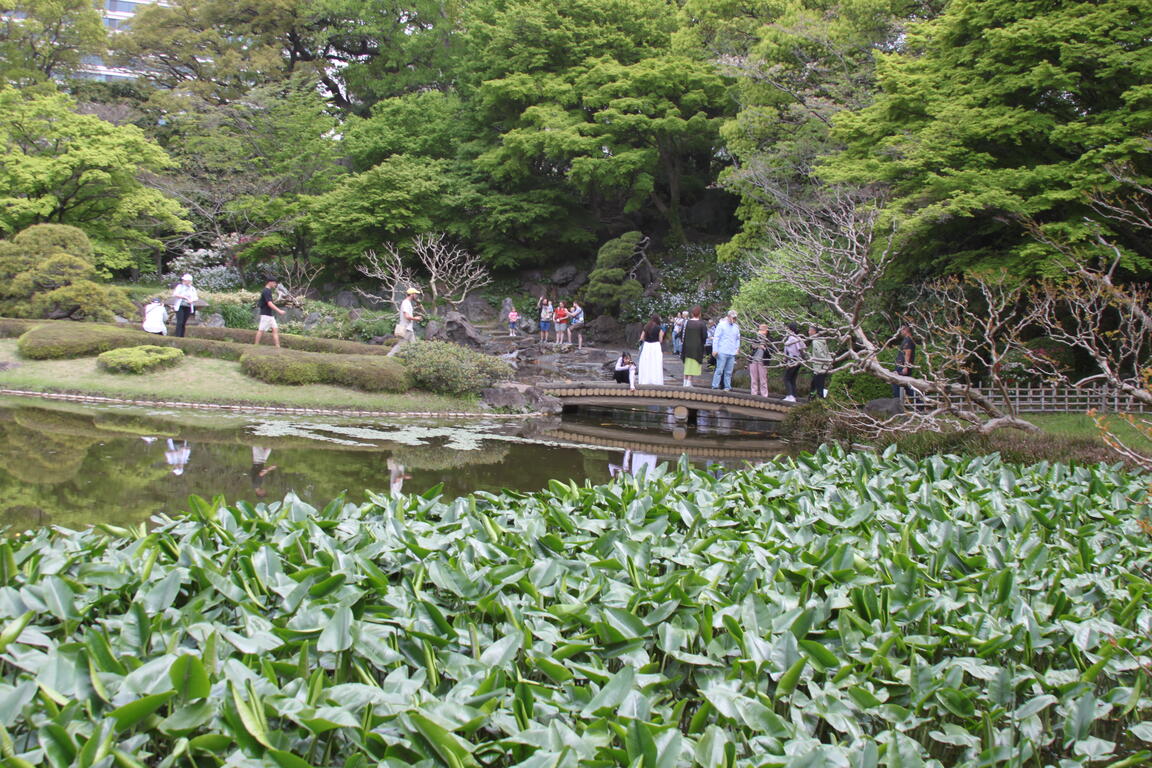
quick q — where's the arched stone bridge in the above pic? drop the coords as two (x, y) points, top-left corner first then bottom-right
(537, 382), (797, 421)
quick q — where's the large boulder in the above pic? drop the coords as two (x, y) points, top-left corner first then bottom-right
(458, 293), (497, 322)
(551, 265), (578, 286)
(424, 310), (484, 347)
(499, 297), (516, 322)
(333, 291), (360, 308)
(203, 313), (226, 328)
(481, 381), (562, 414)
(585, 314), (626, 345)
(864, 397), (904, 417)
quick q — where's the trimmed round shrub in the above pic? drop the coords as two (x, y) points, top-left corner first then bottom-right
(17, 323), (141, 360)
(11, 224), (94, 261)
(97, 345), (184, 374)
(326, 356), (409, 392)
(397, 340), (513, 396)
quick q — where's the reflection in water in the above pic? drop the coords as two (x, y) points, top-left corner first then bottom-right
(0, 400), (785, 532)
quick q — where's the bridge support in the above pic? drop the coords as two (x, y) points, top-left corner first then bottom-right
(672, 405), (698, 424)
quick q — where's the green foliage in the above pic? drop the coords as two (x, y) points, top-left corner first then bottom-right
(96, 345), (185, 375)
(0, 0), (106, 84)
(0, 225), (136, 321)
(397, 340), (513, 396)
(583, 231), (647, 314)
(829, 370), (891, 403)
(731, 271), (809, 322)
(187, 326), (396, 356)
(10, 223), (95, 261)
(0, 89), (190, 271)
(216, 302), (257, 330)
(2, 447), (1151, 766)
(632, 243), (749, 322)
(239, 348), (409, 392)
(824, 0), (1152, 276)
(16, 323), (143, 360)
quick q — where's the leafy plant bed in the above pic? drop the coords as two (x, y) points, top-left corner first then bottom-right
(97, 345), (185, 374)
(1, 447), (1150, 766)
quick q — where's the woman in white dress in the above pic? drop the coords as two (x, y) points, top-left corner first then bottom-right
(636, 314), (665, 386)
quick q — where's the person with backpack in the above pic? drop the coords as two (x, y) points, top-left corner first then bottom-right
(808, 325), (833, 399)
(782, 322), (806, 402)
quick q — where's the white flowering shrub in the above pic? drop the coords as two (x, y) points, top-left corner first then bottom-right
(627, 244), (749, 322)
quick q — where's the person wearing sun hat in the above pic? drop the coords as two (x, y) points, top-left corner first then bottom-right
(170, 273), (198, 337)
(396, 286), (423, 342)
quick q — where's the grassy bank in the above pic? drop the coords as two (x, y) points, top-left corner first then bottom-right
(0, 339), (482, 412)
(1, 447), (1149, 766)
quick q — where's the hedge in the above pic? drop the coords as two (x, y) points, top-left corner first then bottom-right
(239, 348), (409, 392)
(15, 323), (245, 361)
(96, 345), (185, 374)
(188, 326), (395, 355)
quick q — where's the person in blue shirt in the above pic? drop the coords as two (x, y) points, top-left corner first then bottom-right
(711, 310), (741, 391)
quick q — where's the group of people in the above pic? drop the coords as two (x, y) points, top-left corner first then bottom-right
(614, 307), (835, 401)
(141, 274), (289, 347)
(534, 297), (586, 349)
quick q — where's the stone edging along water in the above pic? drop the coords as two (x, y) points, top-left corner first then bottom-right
(0, 387), (534, 419)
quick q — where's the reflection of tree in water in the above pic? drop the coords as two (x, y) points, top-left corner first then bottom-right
(391, 442), (509, 471)
(0, 421), (97, 484)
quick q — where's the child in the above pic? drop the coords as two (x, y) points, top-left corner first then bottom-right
(613, 351), (637, 390)
(507, 308), (519, 336)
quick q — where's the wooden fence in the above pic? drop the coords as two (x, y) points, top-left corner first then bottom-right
(967, 386), (1149, 414)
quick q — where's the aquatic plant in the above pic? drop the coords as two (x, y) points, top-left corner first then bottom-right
(0, 446), (1150, 766)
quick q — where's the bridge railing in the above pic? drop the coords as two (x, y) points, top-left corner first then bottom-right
(964, 385), (1149, 414)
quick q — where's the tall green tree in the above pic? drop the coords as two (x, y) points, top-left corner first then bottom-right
(677, 0), (924, 260)
(113, 0), (460, 109)
(0, 88), (190, 272)
(824, 0), (1152, 277)
(0, 0), (105, 84)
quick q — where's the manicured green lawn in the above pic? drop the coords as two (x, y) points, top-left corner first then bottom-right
(0, 339), (482, 412)
(1026, 411), (1152, 453)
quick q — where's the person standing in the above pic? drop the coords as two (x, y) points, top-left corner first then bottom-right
(637, 314), (665, 386)
(537, 296), (553, 345)
(253, 276), (287, 347)
(142, 298), (168, 335)
(808, 325), (833, 399)
(680, 306), (707, 387)
(892, 324), (917, 400)
(170, 273), (198, 337)
(782, 322), (806, 402)
(671, 311), (686, 356)
(569, 300), (585, 349)
(507, 307), (519, 336)
(704, 319), (717, 369)
(395, 286), (422, 343)
(748, 324), (770, 397)
(711, 310), (741, 391)
(553, 301), (570, 346)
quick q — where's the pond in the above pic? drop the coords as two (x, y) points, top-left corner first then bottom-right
(0, 398), (785, 531)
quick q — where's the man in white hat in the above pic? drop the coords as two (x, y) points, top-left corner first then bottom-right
(170, 273), (199, 337)
(396, 286), (422, 343)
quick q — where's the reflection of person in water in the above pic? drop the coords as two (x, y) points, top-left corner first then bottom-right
(608, 449), (658, 479)
(388, 457), (410, 496)
(164, 439), (191, 476)
(250, 446), (277, 498)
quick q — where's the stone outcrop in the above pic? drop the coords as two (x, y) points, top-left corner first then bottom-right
(481, 381), (563, 413)
(423, 310), (484, 347)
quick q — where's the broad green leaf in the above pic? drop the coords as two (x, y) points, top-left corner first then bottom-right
(111, 692), (175, 731)
(169, 654), (211, 700)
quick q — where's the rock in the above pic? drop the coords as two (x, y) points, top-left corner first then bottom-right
(424, 310), (484, 347)
(347, 308), (363, 322)
(369, 336), (390, 345)
(303, 312), (322, 330)
(585, 314), (625, 345)
(481, 382), (562, 414)
(203, 313), (226, 328)
(518, 316), (538, 334)
(458, 293), (497, 322)
(333, 291), (360, 308)
(499, 297), (516, 321)
(864, 397), (904, 417)
(113, 314), (130, 325)
(283, 307), (304, 323)
(563, 270), (588, 293)
(551, 265), (578, 285)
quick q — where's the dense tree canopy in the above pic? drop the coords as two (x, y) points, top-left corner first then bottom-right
(0, 88), (190, 272)
(824, 0), (1152, 277)
(0, 0), (105, 84)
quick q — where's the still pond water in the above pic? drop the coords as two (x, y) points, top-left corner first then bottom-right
(0, 398), (784, 531)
